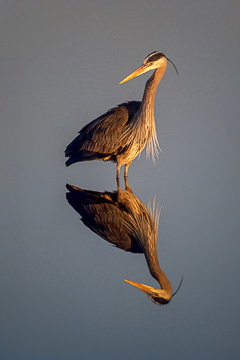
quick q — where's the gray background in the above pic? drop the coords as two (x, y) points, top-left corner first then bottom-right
(1, 1), (240, 359)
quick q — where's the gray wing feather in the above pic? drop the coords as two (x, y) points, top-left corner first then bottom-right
(65, 101), (141, 156)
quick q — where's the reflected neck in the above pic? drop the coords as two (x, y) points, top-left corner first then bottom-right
(156, 266), (172, 295)
(145, 249), (172, 295)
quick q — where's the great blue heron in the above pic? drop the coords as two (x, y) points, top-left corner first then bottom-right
(66, 182), (182, 305)
(65, 51), (178, 178)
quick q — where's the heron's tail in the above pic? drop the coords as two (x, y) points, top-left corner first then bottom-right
(65, 150), (108, 166)
(65, 155), (78, 167)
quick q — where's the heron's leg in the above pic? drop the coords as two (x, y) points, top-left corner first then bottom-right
(116, 162), (121, 179)
(124, 162), (131, 178)
(116, 177), (121, 191)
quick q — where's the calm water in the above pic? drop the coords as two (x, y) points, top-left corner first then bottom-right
(1, 1), (240, 359)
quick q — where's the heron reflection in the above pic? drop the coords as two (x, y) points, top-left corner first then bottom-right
(66, 181), (181, 305)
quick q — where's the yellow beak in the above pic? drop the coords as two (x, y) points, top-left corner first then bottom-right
(119, 64), (150, 84)
(124, 279), (154, 295)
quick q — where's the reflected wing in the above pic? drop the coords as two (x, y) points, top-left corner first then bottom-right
(66, 184), (143, 253)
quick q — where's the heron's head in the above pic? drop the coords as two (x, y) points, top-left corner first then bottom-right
(119, 51), (178, 84)
(124, 279), (172, 306)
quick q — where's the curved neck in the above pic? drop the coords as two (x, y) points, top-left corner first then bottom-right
(134, 65), (167, 161)
(156, 265), (172, 295)
(146, 256), (172, 294)
(144, 243), (172, 295)
(140, 64), (167, 114)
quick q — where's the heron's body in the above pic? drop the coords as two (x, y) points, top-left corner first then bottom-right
(65, 51), (177, 178)
(65, 101), (143, 176)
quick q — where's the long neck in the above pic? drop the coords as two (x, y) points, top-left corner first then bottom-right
(144, 245), (172, 295)
(135, 65), (167, 161)
(140, 65), (167, 119)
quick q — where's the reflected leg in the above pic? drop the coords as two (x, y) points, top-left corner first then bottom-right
(124, 177), (133, 193)
(116, 177), (121, 191)
(124, 162), (131, 178)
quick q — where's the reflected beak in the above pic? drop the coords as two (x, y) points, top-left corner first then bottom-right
(119, 64), (150, 84)
(125, 279), (172, 305)
(124, 279), (154, 295)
